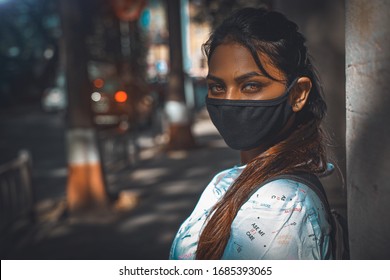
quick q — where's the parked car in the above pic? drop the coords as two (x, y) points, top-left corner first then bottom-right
(42, 62), (154, 132)
(90, 76), (134, 130)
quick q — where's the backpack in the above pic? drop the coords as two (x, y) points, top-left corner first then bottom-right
(246, 172), (350, 260)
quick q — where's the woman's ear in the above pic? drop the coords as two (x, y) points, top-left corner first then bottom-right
(290, 77), (312, 112)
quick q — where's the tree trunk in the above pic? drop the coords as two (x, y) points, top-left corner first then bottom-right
(165, 0), (196, 150)
(346, 0), (390, 259)
(60, 0), (108, 212)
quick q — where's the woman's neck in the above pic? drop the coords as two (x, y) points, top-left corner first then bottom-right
(240, 145), (267, 165)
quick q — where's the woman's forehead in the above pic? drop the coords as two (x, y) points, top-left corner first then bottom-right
(209, 43), (256, 69)
(208, 43), (284, 80)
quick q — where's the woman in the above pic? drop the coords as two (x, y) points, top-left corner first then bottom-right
(170, 7), (333, 260)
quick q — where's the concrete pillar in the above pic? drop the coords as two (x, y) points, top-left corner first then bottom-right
(346, 0), (390, 259)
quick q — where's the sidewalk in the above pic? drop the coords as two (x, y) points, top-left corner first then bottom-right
(2, 110), (346, 260)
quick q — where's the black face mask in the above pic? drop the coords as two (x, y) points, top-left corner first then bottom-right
(205, 81), (296, 151)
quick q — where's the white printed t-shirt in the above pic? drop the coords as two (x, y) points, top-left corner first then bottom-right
(169, 164), (332, 260)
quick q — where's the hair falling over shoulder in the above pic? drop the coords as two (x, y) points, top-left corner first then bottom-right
(196, 7), (329, 260)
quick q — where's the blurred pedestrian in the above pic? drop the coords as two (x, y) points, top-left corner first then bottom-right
(170, 7), (333, 260)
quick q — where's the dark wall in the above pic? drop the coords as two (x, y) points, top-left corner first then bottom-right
(273, 0), (346, 215)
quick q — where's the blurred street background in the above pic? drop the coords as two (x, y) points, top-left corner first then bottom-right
(1, 0), (349, 259)
(1, 105), (241, 259)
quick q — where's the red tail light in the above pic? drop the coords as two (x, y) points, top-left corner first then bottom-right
(114, 91), (128, 103)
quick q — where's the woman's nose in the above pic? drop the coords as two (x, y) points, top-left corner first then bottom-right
(226, 87), (240, 100)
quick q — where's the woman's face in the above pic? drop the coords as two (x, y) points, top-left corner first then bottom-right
(207, 43), (287, 100)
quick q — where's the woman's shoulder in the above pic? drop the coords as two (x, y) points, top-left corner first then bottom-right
(243, 177), (325, 211)
(207, 165), (245, 191)
(250, 178), (308, 199)
(212, 165), (245, 181)
(187, 165), (244, 215)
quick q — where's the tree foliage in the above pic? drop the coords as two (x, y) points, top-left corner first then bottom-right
(0, 0), (61, 107)
(0, 0), (148, 107)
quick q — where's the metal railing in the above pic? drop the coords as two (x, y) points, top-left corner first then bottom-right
(0, 150), (34, 235)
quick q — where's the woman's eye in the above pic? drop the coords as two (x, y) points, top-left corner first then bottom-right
(242, 82), (262, 92)
(208, 84), (225, 94)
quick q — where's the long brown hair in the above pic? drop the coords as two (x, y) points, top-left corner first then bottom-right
(196, 8), (329, 259)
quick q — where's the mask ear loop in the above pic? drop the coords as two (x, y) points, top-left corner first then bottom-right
(280, 77), (300, 101)
(286, 77), (300, 93)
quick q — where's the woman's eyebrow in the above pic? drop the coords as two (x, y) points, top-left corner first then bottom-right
(207, 72), (263, 84)
(234, 72), (262, 84)
(206, 74), (224, 84)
